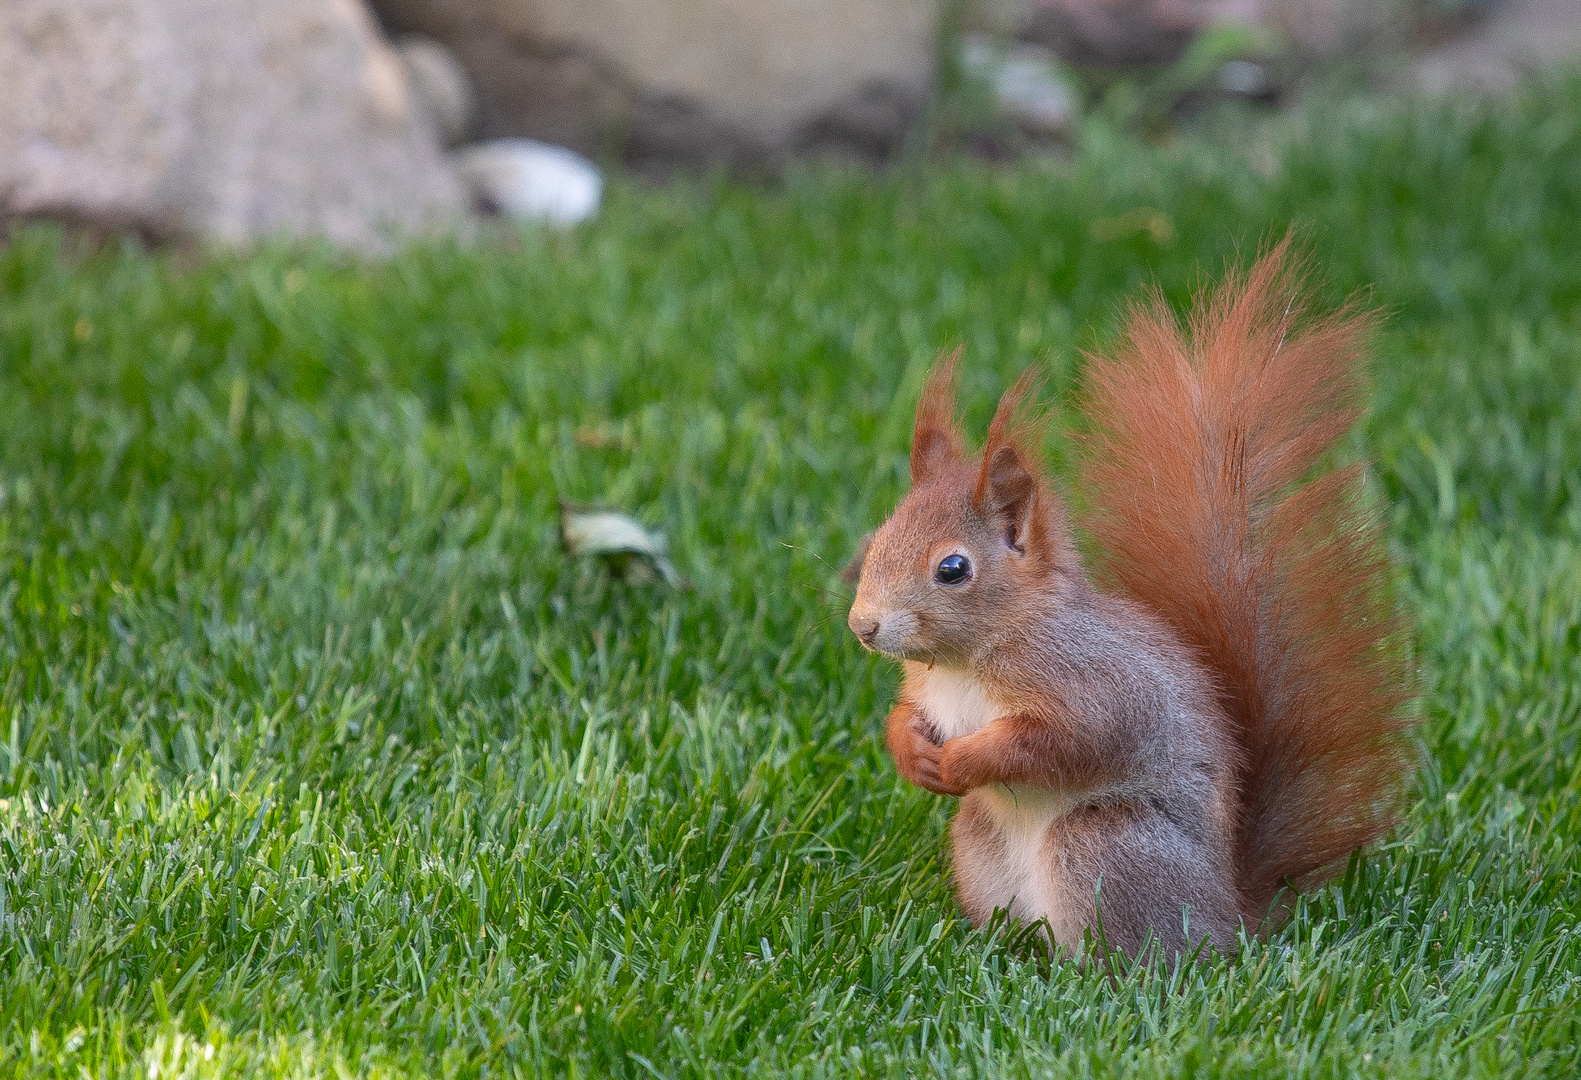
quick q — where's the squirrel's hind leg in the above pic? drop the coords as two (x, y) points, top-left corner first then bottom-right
(1044, 802), (1239, 962)
(949, 790), (1090, 947)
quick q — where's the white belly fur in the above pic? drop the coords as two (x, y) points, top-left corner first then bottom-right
(970, 782), (1081, 927)
(908, 664), (1080, 926)
(908, 664), (1001, 741)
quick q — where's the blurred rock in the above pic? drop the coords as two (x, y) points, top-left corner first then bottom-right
(367, 0), (936, 169)
(455, 138), (601, 225)
(965, 0), (1040, 36)
(0, 0), (464, 247)
(1024, 0), (1204, 65)
(396, 34), (476, 146)
(1212, 0), (1410, 60)
(1021, 1), (1404, 66)
(959, 35), (1078, 136)
(1413, 0), (1581, 95)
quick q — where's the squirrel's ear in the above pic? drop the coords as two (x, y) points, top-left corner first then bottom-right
(973, 368), (1045, 554)
(980, 445), (1036, 554)
(911, 350), (965, 485)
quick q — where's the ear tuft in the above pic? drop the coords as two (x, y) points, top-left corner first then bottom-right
(974, 368), (1048, 554)
(911, 349), (966, 485)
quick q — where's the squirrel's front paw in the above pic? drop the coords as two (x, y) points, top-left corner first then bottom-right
(899, 717), (969, 797)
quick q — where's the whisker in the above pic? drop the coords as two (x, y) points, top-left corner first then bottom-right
(781, 540), (842, 574)
(784, 539), (868, 593)
(802, 581), (854, 603)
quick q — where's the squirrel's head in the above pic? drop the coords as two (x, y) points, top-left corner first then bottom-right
(848, 354), (1082, 665)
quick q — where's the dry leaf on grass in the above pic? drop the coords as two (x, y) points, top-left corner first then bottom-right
(559, 503), (686, 588)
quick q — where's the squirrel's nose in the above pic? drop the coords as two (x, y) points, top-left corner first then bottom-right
(849, 612), (880, 645)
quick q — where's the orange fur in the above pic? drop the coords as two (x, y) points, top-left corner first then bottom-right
(1080, 238), (1413, 922)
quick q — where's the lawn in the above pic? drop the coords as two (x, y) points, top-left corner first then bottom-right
(2, 74), (1580, 1078)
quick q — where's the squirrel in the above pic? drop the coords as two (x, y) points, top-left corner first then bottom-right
(847, 241), (1413, 960)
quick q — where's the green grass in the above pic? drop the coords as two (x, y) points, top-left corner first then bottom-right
(2, 72), (1580, 1078)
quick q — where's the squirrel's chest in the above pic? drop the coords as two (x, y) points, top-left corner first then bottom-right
(906, 665), (1002, 742)
(908, 662), (1083, 829)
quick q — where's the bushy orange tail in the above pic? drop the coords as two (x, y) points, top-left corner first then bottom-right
(1080, 240), (1413, 924)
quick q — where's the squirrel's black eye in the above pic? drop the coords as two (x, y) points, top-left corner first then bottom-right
(935, 554), (971, 585)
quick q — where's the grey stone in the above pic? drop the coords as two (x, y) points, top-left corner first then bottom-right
(1022, 0), (1201, 66)
(397, 34), (476, 147)
(367, 0), (936, 169)
(0, 0), (466, 247)
(1019, 1), (1407, 67)
(1412, 0), (1581, 95)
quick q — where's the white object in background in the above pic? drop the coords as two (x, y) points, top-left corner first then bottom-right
(958, 34), (1076, 137)
(454, 138), (602, 226)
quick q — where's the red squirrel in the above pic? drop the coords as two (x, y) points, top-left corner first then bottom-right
(847, 242), (1413, 959)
